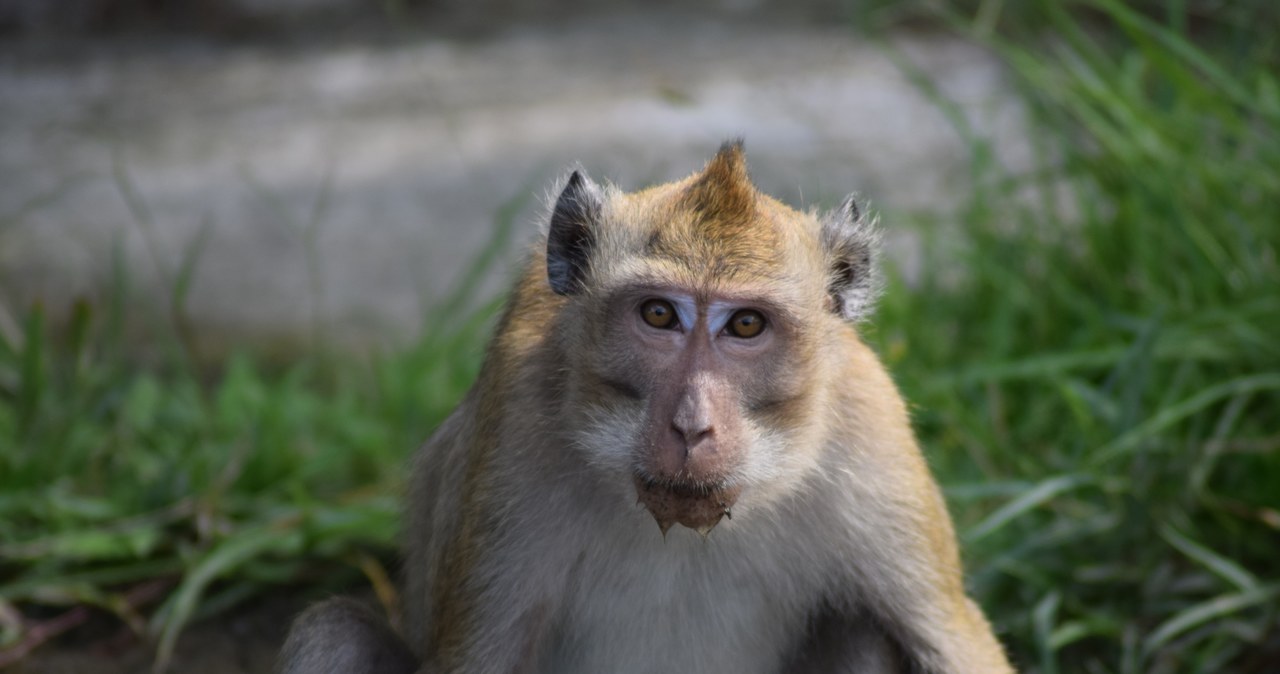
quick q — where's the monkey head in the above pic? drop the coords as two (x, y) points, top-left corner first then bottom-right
(544, 141), (879, 536)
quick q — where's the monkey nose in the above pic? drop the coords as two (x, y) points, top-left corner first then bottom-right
(671, 419), (713, 448)
(672, 386), (715, 448)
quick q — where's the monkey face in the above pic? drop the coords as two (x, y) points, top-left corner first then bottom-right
(548, 142), (877, 536)
(569, 279), (826, 536)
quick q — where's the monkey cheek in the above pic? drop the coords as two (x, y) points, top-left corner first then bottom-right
(632, 474), (741, 537)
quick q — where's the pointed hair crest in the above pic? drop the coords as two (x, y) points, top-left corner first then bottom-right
(679, 139), (757, 234)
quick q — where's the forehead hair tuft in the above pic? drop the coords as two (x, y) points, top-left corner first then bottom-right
(634, 139), (789, 282)
(680, 139), (755, 231)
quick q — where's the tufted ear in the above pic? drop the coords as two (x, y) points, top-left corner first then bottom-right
(820, 194), (881, 321)
(547, 170), (605, 296)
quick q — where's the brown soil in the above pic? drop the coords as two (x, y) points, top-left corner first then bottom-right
(10, 595), (308, 674)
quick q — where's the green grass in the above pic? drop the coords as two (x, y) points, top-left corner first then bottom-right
(870, 1), (1280, 671)
(3, 1), (1279, 672)
(0, 230), (508, 667)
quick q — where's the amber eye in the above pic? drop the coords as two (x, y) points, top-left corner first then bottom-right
(640, 299), (677, 329)
(727, 309), (765, 338)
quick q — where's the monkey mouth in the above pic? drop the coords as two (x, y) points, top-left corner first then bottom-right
(633, 472), (741, 537)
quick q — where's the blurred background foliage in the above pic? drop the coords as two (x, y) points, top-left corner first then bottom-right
(1, 0), (1278, 672)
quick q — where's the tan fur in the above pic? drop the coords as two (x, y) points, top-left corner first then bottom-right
(279, 143), (1014, 674)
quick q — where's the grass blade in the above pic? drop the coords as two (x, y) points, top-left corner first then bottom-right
(1159, 525), (1259, 593)
(1092, 374), (1280, 464)
(1142, 584), (1280, 655)
(964, 475), (1092, 542)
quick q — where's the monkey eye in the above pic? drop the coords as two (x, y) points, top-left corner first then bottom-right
(640, 299), (678, 329)
(726, 309), (765, 338)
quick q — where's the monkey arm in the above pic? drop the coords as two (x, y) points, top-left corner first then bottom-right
(403, 399), (473, 662)
(809, 343), (1013, 674)
(827, 458), (1011, 674)
(416, 487), (577, 674)
(816, 441), (1011, 671)
(405, 383), (578, 674)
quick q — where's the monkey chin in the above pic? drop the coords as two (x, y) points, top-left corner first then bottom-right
(633, 473), (741, 538)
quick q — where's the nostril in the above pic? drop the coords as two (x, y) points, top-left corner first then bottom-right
(672, 421), (714, 446)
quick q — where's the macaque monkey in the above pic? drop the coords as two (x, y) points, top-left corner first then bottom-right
(279, 141), (1014, 674)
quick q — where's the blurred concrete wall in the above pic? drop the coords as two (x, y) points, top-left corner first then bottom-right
(1, 0), (857, 34)
(0, 7), (1023, 354)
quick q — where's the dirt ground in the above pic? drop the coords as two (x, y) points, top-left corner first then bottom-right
(11, 595), (308, 674)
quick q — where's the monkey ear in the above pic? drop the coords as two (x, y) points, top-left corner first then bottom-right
(547, 170), (605, 296)
(820, 195), (881, 321)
